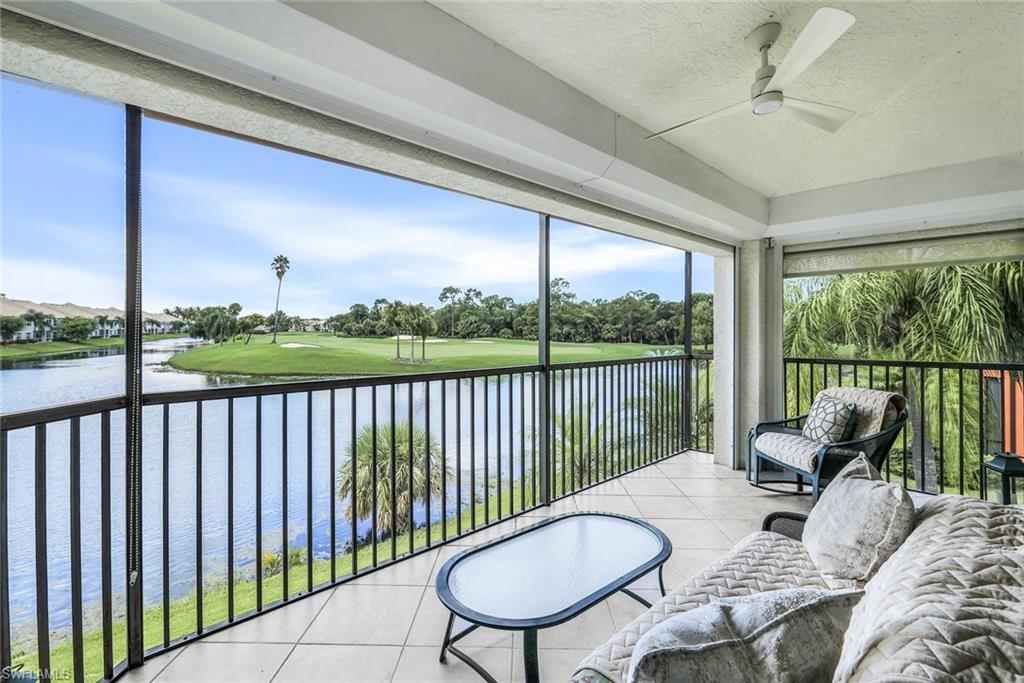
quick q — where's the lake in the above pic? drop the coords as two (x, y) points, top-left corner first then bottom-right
(2, 339), (550, 632)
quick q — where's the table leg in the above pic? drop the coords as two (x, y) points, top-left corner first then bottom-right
(439, 612), (454, 662)
(523, 629), (540, 683)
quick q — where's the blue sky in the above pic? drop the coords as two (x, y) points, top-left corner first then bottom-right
(2, 76), (714, 318)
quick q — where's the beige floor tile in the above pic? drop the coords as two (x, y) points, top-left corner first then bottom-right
(617, 466), (666, 479)
(121, 649), (182, 683)
(655, 462), (717, 479)
(671, 477), (767, 497)
(605, 591), (659, 631)
(650, 518), (734, 549)
(393, 645), (512, 682)
(301, 584), (424, 645)
(204, 590), (332, 644)
(583, 479), (628, 495)
(355, 549), (439, 586)
(533, 602), (616, 651)
(704, 463), (750, 479)
(620, 477), (682, 497)
(448, 519), (520, 546)
(520, 497), (577, 517)
(711, 517), (765, 543)
(274, 644), (401, 681)
(153, 642), (292, 682)
(571, 494), (643, 517)
(405, 589), (514, 648)
(690, 494), (810, 520)
(430, 545), (468, 584)
(511, 648), (592, 682)
(632, 495), (705, 520)
(680, 451), (715, 465)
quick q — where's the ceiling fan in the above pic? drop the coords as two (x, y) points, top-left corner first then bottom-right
(645, 8), (856, 140)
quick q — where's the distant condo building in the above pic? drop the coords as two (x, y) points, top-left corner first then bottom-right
(0, 295), (181, 341)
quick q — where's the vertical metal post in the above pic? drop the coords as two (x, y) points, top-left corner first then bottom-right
(124, 104), (145, 668)
(683, 252), (693, 450)
(537, 214), (551, 505)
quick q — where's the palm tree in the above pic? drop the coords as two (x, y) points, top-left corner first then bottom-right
(439, 286), (461, 337)
(337, 422), (450, 539)
(785, 262), (1023, 492)
(381, 301), (407, 360)
(23, 309), (49, 341)
(408, 303), (436, 360)
(270, 255), (290, 344)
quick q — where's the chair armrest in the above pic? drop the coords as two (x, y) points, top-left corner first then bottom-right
(818, 411), (909, 454)
(761, 511), (808, 540)
(753, 414), (808, 436)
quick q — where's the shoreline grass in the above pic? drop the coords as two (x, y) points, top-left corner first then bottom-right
(166, 333), (686, 377)
(0, 334), (188, 361)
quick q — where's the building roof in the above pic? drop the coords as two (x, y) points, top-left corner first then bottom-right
(0, 296), (178, 322)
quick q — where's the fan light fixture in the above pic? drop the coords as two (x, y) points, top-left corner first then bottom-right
(645, 8), (857, 139)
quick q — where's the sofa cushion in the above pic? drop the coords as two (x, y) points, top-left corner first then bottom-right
(834, 494), (1024, 682)
(573, 531), (832, 683)
(804, 455), (915, 582)
(754, 431), (821, 472)
(628, 588), (863, 683)
(803, 394), (858, 444)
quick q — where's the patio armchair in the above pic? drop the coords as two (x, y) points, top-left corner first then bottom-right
(747, 386), (908, 503)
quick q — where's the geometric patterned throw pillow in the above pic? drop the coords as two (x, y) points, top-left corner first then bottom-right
(802, 394), (857, 444)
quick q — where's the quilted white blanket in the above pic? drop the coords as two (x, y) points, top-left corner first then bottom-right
(834, 495), (1024, 682)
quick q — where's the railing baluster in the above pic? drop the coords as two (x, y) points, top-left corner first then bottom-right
(407, 383), (414, 555)
(938, 369), (945, 494)
(496, 374), (502, 519)
(371, 386), (378, 567)
(520, 373), (526, 510)
(228, 397), (235, 621)
(978, 369), (986, 500)
(306, 391), (314, 591)
(330, 390), (336, 583)
(425, 381), (431, 547)
(958, 368), (965, 496)
(0, 431), (9, 671)
(441, 380), (447, 542)
(456, 380), (462, 535)
(509, 373), (514, 514)
(162, 405), (170, 646)
(470, 378), (476, 529)
(196, 401), (204, 632)
(350, 389), (357, 576)
(255, 396), (263, 610)
(389, 383), (396, 561)
(70, 417), (84, 683)
(483, 376), (490, 524)
(34, 425), (49, 676)
(101, 410), (113, 680)
(281, 394), (288, 601)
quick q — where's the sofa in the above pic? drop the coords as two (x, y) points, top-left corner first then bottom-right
(573, 492), (1024, 682)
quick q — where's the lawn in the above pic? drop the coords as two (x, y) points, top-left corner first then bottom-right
(167, 333), (682, 376)
(0, 333), (187, 360)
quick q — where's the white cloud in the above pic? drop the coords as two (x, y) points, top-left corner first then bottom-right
(0, 258), (123, 308)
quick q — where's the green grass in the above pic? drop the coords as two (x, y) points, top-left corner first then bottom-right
(167, 333), (681, 376)
(0, 334), (187, 360)
(13, 486), (543, 682)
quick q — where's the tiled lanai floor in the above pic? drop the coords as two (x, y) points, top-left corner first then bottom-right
(125, 452), (811, 683)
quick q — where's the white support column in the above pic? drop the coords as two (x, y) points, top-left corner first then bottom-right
(714, 239), (784, 470)
(713, 252), (735, 467)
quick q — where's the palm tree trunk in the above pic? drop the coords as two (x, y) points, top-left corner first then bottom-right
(450, 302), (456, 337)
(906, 379), (939, 492)
(422, 334), (426, 360)
(271, 278), (282, 344)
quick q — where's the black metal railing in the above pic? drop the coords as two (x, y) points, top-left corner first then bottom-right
(783, 357), (1023, 499)
(0, 354), (713, 682)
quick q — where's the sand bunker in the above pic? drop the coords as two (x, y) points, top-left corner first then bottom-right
(466, 340), (494, 344)
(281, 342), (321, 349)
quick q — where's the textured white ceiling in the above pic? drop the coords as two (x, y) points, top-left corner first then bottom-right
(433, 1), (1024, 198)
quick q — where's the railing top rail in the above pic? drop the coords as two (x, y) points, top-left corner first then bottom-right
(550, 355), (692, 371)
(141, 363), (545, 406)
(783, 356), (1024, 372)
(0, 395), (126, 431)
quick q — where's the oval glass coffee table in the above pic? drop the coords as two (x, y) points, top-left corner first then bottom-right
(435, 512), (672, 683)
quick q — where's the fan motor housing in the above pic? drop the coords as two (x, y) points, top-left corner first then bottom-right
(752, 91), (784, 116)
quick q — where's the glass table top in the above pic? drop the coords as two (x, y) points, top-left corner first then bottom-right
(437, 513), (670, 625)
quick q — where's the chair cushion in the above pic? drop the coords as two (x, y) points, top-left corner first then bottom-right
(803, 455), (915, 582)
(754, 432), (821, 472)
(573, 531), (832, 683)
(802, 394), (857, 443)
(627, 588), (863, 683)
(817, 387), (906, 440)
(834, 494), (1024, 682)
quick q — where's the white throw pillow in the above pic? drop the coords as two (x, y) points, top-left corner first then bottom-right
(803, 455), (915, 582)
(627, 588), (863, 683)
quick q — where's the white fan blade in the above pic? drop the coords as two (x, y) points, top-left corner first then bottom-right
(765, 8), (855, 93)
(644, 101), (748, 140)
(782, 97), (855, 132)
